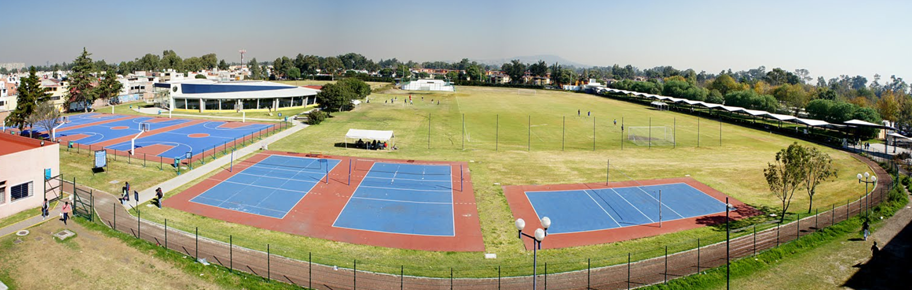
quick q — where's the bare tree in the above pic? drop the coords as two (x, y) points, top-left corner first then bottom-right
(804, 147), (837, 213)
(27, 101), (62, 141)
(764, 142), (808, 222)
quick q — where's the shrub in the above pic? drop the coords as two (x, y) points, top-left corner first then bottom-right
(306, 110), (327, 125)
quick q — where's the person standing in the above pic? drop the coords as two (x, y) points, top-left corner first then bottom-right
(61, 201), (71, 225)
(578, 109), (580, 116)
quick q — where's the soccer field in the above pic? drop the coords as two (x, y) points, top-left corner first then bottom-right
(143, 85), (871, 278)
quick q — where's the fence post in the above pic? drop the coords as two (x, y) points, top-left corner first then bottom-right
(664, 246), (668, 284)
(113, 203), (116, 230)
(143, 153), (146, 167)
(498, 266), (501, 290)
(267, 244), (270, 281)
(544, 262), (548, 290)
(797, 213), (800, 238)
(164, 219), (168, 249)
(353, 259), (357, 290)
(400, 265), (404, 290)
(309, 252), (312, 289)
(753, 225), (757, 256)
(90, 191), (94, 222)
(195, 227), (199, 261)
(229, 235), (233, 272)
(450, 268), (453, 290)
(160, 156), (163, 171)
(627, 252), (631, 290)
(128, 151), (131, 164)
(137, 209), (141, 238)
(776, 222), (781, 247)
(697, 238), (700, 273)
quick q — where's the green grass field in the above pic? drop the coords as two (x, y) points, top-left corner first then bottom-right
(130, 86), (870, 278)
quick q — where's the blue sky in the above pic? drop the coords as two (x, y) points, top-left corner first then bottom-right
(1, 0), (910, 81)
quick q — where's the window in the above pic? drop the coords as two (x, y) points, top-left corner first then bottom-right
(0, 181), (6, 204)
(10, 181), (31, 201)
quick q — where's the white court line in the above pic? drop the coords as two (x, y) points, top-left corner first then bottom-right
(635, 186), (685, 219)
(350, 196), (451, 205)
(159, 131), (235, 139)
(607, 188), (655, 223)
(250, 163), (325, 175)
(191, 196), (287, 217)
(358, 185), (451, 193)
(219, 180), (311, 194)
(252, 157), (319, 208)
(583, 190), (622, 227)
(362, 175), (451, 183)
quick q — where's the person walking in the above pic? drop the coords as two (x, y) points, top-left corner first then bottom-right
(155, 187), (164, 209)
(41, 198), (49, 220)
(862, 220), (870, 241)
(61, 201), (71, 225)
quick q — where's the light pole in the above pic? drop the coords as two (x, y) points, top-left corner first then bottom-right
(726, 198), (736, 290)
(857, 172), (877, 217)
(516, 216), (550, 290)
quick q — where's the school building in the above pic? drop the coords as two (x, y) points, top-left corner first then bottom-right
(153, 79), (320, 112)
(0, 133), (60, 219)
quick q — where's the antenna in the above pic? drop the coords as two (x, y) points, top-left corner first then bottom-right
(239, 49), (247, 68)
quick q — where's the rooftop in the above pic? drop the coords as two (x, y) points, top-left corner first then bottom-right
(0, 133), (51, 157)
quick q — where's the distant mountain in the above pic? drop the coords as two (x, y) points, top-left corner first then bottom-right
(473, 55), (591, 68)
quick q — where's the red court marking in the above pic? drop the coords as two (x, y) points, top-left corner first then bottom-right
(143, 117), (178, 123)
(503, 178), (761, 250)
(165, 151), (485, 252)
(111, 126), (129, 130)
(93, 119), (205, 148)
(187, 133), (209, 138)
(131, 144), (175, 156)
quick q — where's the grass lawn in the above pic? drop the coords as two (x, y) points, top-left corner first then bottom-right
(129, 86), (874, 278)
(0, 205), (46, 230)
(59, 146), (179, 196)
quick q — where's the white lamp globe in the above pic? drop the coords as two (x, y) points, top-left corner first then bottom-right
(515, 218), (526, 231)
(865, 172), (870, 178)
(534, 228), (545, 241)
(857, 173), (863, 180)
(541, 217), (551, 230)
(871, 176), (877, 182)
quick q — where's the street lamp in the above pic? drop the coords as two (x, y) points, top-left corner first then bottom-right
(857, 172), (877, 217)
(516, 216), (550, 290)
(725, 198), (736, 290)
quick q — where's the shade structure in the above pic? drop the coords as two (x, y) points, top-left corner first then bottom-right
(345, 129), (394, 142)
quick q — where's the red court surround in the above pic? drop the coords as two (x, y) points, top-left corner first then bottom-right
(503, 178), (760, 250)
(187, 133), (209, 138)
(110, 126), (129, 130)
(165, 151), (485, 252)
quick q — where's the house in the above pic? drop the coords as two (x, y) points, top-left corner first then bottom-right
(485, 71), (510, 84)
(39, 78), (69, 111)
(0, 133), (60, 219)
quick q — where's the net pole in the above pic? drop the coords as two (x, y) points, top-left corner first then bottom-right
(649, 117), (652, 149)
(324, 159), (328, 184)
(460, 164), (464, 192)
(348, 159), (352, 185)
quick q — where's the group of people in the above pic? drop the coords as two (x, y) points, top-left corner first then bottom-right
(384, 95), (440, 105)
(119, 181), (138, 206)
(356, 139), (388, 150)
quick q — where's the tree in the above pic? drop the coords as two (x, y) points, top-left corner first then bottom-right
(772, 84), (809, 115)
(708, 74), (744, 95)
(201, 53), (218, 70)
(503, 60), (526, 84)
(96, 69), (123, 104)
(764, 142), (808, 223)
(5, 66), (50, 130)
(287, 67), (301, 80)
(876, 91), (900, 122)
(315, 82), (355, 113)
(337, 78), (371, 99)
(161, 50), (183, 71)
(803, 147), (837, 213)
(445, 71), (458, 81)
(67, 48), (97, 112)
(466, 64), (484, 82)
(0, 67), (7, 74)
(27, 101), (62, 141)
(322, 57), (343, 80)
(218, 59), (229, 70)
(417, 72), (430, 79)
(248, 58), (262, 80)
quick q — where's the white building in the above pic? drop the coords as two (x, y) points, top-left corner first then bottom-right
(154, 79), (320, 112)
(401, 79), (455, 92)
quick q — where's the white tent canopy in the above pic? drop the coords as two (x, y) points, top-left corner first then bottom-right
(346, 129), (394, 141)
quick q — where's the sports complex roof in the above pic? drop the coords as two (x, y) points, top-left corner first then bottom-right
(157, 80), (320, 100)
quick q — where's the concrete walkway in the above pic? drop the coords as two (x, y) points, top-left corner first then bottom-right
(133, 120), (307, 205)
(0, 201), (65, 238)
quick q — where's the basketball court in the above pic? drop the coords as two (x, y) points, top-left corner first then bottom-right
(165, 151), (484, 251)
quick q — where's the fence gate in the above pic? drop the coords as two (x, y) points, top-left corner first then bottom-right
(72, 187), (94, 222)
(44, 174), (64, 202)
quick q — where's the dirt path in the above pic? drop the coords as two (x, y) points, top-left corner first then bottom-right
(842, 187), (912, 289)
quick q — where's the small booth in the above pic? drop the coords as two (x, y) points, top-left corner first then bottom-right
(345, 129), (394, 150)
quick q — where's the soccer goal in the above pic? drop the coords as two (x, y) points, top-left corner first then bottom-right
(627, 126), (674, 146)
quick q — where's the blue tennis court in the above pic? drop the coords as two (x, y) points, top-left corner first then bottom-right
(106, 120), (272, 158)
(333, 162), (455, 236)
(189, 155), (340, 218)
(525, 183), (727, 234)
(57, 117), (188, 144)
